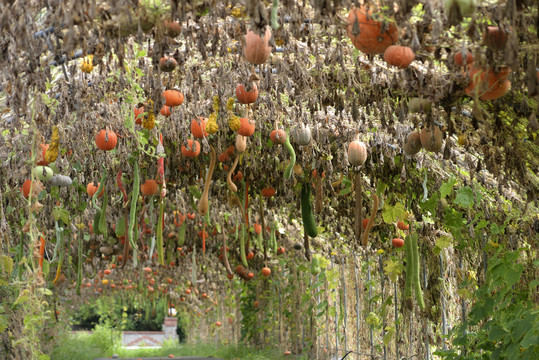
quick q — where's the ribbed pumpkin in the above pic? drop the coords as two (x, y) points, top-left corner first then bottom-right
(162, 90), (184, 107)
(261, 187), (276, 198)
(160, 105), (172, 117)
(348, 136), (367, 166)
(238, 118), (255, 137)
(95, 130), (118, 151)
(384, 45), (415, 68)
(293, 125), (311, 146)
(87, 182), (104, 197)
(191, 117), (209, 138)
(244, 28), (272, 65)
(134, 106), (144, 125)
(270, 129), (286, 144)
(420, 127), (443, 153)
(483, 26), (510, 51)
(347, 5), (398, 55)
(236, 83), (259, 104)
(181, 139), (201, 158)
(140, 179), (159, 196)
(454, 49), (474, 66)
(465, 66), (511, 100)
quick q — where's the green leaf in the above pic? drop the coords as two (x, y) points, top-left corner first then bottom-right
(440, 177), (457, 199)
(488, 325), (507, 342)
(433, 235), (452, 255)
(12, 289), (31, 308)
(382, 202), (405, 224)
(420, 193), (439, 215)
(454, 186), (474, 208)
(52, 207), (70, 225)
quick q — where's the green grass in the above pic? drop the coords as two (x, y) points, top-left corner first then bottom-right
(48, 325), (305, 360)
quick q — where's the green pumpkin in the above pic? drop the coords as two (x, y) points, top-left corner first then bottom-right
(34, 166), (53, 182)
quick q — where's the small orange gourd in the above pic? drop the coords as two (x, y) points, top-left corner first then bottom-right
(162, 90), (184, 107)
(191, 117), (209, 138)
(95, 130), (117, 151)
(238, 118), (255, 137)
(270, 129), (286, 144)
(181, 139), (201, 158)
(244, 29), (272, 65)
(140, 179), (159, 196)
(384, 45), (415, 68)
(236, 83), (259, 104)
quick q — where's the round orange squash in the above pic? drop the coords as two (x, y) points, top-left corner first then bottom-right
(191, 117), (209, 138)
(140, 179), (159, 196)
(162, 90), (184, 107)
(270, 129), (286, 144)
(236, 83), (259, 104)
(244, 28), (272, 65)
(348, 136), (367, 166)
(384, 45), (415, 68)
(238, 118), (255, 137)
(347, 5), (398, 55)
(95, 130), (117, 151)
(181, 139), (201, 158)
(465, 66), (511, 101)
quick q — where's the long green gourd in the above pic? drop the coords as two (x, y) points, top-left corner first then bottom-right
(240, 224), (248, 267)
(301, 183), (318, 237)
(404, 234), (413, 310)
(178, 222), (186, 246)
(283, 134), (296, 179)
(76, 229), (82, 295)
(99, 191), (108, 238)
(411, 233), (425, 309)
(91, 168), (107, 235)
(128, 162), (140, 250)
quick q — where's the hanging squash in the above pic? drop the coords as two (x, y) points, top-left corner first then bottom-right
(191, 117), (209, 138)
(134, 105), (145, 125)
(44, 126), (59, 164)
(348, 135), (368, 166)
(162, 89), (184, 107)
(403, 132), (422, 156)
(141, 179), (159, 196)
(33, 166), (53, 182)
(95, 129), (118, 151)
(270, 129), (287, 144)
(160, 105), (172, 117)
(163, 20), (181, 37)
(36, 144), (50, 166)
(236, 83), (259, 104)
(159, 56), (177, 72)
(293, 125), (311, 146)
(420, 126), (443, 153)
(235, 134), (247, 153)
(346, 5), (398, 55)
(384, 45), (415, 68)
(244, 28), (272, 65)
(181, 139), (201, 158)
(454, 49), (474, 66)
(238, 118), (255, 137)
(261, 187), (276, 198)
(465, 66), (511, 100)
(87, 182), (104, 197)
(483, 26), (511, 51)
(21, 179), (43, 199)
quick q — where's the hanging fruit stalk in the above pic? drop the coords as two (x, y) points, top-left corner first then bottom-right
(360, 193), (379, 246)
(354, 173), (363, 241)
(129, 162), (140, 250)
(221, 222), (234, 277)
(227, 156), (239, 192)
(198, 146), (216, 216)
(259, 194), (267, 260)
(157, 134), (166, 265)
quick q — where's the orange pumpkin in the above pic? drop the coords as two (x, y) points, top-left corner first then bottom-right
(465, 66), (511, 100)
(134, 106), (145, 125)
(181, 139), (201, 158)
(160, 105), (172, 117)
(238, 118), (255, 137)
(347, 5), (398, 55)
(87, 182), (104, 197)
(454, 49), (474, 66)
(244, 29), (272, 65)
(483, 26), (510, 51)
(384, 45), (415, 68)
(261, 267), (271, 277)
(95, 129), (117, 151)
(36, 144), (50, 165)
(218, 152), (230, 162)
(140, 179), (159, 196)
(159, 56), (177, 72)
(236, 83), (259, 104)
(420, 127), (443, 153)
(21, 180), (32, 198)
(261, 187), (276, 198)
(270, 129), (286, 144)
(191, 117), (209, 138)
(348, 136), (367, 166)
(162, 90), (184, 107)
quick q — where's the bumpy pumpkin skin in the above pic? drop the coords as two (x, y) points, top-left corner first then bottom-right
(347, 6), (399, 55)
(384, 45), (415, 68)
(244, 29), (272, 65)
